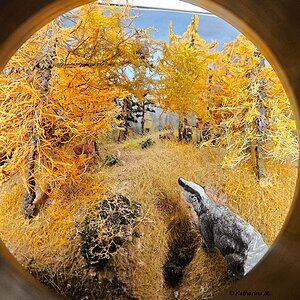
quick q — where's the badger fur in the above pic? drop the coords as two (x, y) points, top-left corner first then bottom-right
(178, 177), (268, 280)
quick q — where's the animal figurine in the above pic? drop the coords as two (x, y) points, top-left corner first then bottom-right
(159, 130), (174, 140)
(178, 177), (268, 280)
(73, 138), (96, 157)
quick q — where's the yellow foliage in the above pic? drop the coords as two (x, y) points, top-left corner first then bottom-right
(0, 170), (106, 267)
(0, 5), (297, 300)
(155, 16), (217, 118)
(0, 3), (156, 193)
(209, 34), (298, 167)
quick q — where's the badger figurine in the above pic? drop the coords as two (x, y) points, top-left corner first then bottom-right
(178, 177), (268, 280)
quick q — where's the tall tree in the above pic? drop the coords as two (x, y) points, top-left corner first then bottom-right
(155, 16), (217, 141)
(114, 93), (155, 141)
(209, 35), (298, 178)
(0, 3), (155, 217)
(113, 35), (157, 140)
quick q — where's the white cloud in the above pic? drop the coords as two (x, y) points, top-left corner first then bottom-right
(99, 0), (210, 14)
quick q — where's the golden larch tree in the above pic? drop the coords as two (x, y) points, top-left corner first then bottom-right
(155, 16), (217, 140)
(209, 35), (298, 179)
(0, 3), (155, 217)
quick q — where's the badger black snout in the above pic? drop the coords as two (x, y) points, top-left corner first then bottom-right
(178, 177), (185, 188)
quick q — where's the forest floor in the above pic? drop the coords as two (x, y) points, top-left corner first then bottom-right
(0, 133), (297, 300)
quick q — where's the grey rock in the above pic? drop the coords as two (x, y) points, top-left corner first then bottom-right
(79, 195), (142, 268)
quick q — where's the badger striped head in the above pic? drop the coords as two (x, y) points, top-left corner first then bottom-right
(178, 177), (209, 214)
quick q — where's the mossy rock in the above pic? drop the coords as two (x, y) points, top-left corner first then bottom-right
(79, 195), (142, 268)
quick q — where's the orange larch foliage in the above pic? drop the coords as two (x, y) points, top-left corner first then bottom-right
(0, 3), (156, 215)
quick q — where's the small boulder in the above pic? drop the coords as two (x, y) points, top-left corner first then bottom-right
(140, 138), (155, 149)
(79, 195), (142, 268)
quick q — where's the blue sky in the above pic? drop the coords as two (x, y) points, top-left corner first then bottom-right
(130, 8), (240, 50)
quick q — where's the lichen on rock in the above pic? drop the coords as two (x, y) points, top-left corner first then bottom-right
(79, 194), (142, 268)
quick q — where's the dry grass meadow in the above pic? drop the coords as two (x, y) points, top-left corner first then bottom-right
(0, 135), (297, 299)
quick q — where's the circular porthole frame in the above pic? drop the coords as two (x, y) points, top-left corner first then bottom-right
(0, 0), (299, 299)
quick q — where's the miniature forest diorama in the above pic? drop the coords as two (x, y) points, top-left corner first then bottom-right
(0, 2), (298, 300)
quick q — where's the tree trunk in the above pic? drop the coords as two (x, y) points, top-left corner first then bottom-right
(141, 103), (145, 135)
(94, 140), (100, 157)
(23, 41), (56, 218)
(178, 120), (183, 141)
(255, 138), (266, 180)
(254, 94), (267, 180)
(255, 60), (267, 180)
(124, 99), (130, 140)
(118, 98), (129, 142)
(23, 146), (37, 218)
(251, 53), (267, 181)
